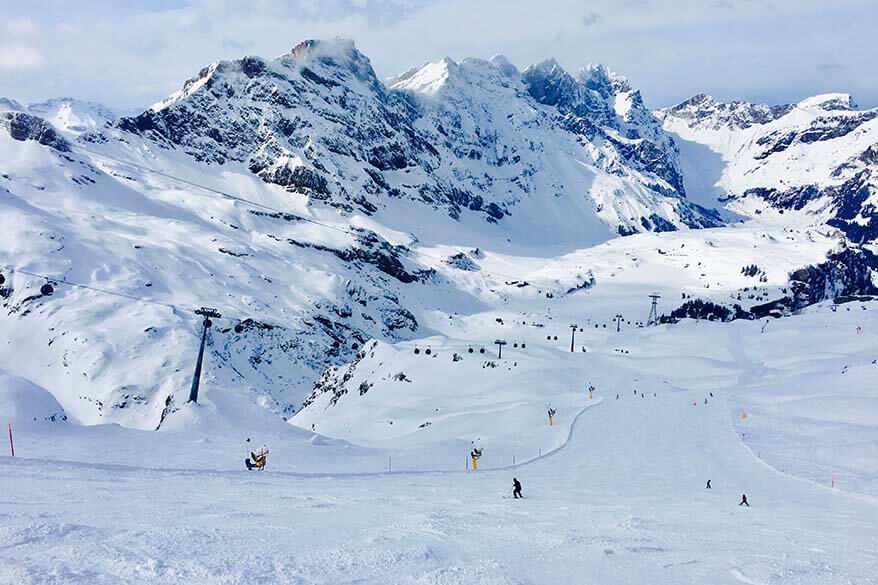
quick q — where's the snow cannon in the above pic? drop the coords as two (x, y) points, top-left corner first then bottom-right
(470, 447), (483, 470)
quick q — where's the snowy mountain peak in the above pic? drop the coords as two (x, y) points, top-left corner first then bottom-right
(0, 97), (24, 111)
(527, 57), (565, 76)
(489, 54), (519, 77)
(0, 96), (118, 134)
(795, 93), (856, 112)
(150, 62), (220, 112)
(658, 93), (794, 130)
(282, 38), (378, 83)
(578, 63), (631, 97)
(389, 57), (459, 95)
(286, 38), (358, 62)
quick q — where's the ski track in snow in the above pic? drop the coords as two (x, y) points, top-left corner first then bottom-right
(2, 349), (876, 584)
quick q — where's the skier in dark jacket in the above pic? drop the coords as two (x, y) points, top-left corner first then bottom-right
(739, 494), (749, 506)
(512, 478), (522, 499)
(706, 479), (711, 489)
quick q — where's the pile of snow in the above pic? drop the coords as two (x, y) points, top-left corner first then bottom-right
(0, 370), (67, 424)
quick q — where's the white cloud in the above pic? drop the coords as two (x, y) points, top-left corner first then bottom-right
(0, 43), (47, 71)
(2, 0), (876, 109)
(581, 11), (603, 27)
(5, 17), (40, 36)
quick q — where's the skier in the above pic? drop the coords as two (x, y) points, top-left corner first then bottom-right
(739, 494), (750, 506)
(547, 407), (556, 426)
(706, 479), (711, 489)
(512, 478), (523, 499)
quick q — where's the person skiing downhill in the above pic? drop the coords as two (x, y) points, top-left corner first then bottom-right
(706, 480), (712, 489)
(739, 494), (750, 506)
(512, 478), (522, 499)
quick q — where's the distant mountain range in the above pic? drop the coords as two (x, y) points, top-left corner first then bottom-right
(1, 39), (875, 430)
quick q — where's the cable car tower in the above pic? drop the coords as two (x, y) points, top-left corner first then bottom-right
(647, 293), (661, 326)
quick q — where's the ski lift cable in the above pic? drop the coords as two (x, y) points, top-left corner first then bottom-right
(0, 264), (189, 312)
(74, 147), (582, 292)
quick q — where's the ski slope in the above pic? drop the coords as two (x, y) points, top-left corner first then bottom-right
(2, 293), (877, 584)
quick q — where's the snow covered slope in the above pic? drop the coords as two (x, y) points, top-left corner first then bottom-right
(293, 222), (874, 477)
(0, 96), (120, 135)
(0, 39), (730, 431)
(659, 93), (878, 242)
(0, 38), (874, 441)
(2, 299), (876, 584)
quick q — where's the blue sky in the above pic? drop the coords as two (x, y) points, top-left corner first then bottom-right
(2, 0), (875, 110)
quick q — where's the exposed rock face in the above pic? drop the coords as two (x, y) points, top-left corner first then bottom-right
(1, 112), (71, 152)
(663, 246), (878, 322)
(659, 93), (878, 242)
(522, 61), (687, 199)
(661, 93), (794, 131)
(115, 40), (721, 234)
(788, 247), (878, 306)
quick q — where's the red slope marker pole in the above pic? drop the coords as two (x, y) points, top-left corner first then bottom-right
(7, 422), (13, 457)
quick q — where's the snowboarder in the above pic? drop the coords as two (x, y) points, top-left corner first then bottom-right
(512, 478), (522, 499)
(547, 407), (556, 426)
(739, 494), (749, 506)
(706, 479), (711, 489)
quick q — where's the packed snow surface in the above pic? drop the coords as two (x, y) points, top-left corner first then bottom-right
(2, 257), (877, 584)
